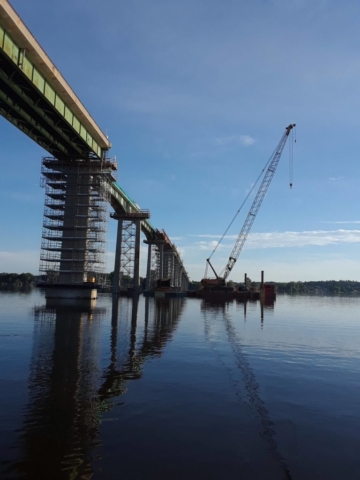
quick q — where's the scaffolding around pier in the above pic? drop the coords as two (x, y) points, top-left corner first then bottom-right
(39, 156), (116, 286)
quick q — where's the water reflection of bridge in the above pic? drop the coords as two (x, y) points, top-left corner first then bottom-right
(200, 297), (275, 326)
(10, 296), (185, 479)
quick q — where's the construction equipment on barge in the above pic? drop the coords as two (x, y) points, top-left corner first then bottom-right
(200, 123), (296, 296)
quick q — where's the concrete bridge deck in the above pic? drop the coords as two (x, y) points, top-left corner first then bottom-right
(0, 0), (190, 293)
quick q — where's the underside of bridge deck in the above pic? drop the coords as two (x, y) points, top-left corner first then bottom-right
(0, 49), (96, 159)
(0, 1), (190, 297)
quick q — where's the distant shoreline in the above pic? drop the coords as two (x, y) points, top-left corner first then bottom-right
(2, 273), (360, 296)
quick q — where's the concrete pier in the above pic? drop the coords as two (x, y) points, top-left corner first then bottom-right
(111, 211), (150, 293)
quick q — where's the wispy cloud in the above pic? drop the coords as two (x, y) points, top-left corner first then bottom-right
(239, 135), (255, 146)
(321, 221), (360, 224)
(169, 236), (184, 242)
(188, 229), (360, 250)
(329, 176), (345, 181)
(215, 134), (255, 147)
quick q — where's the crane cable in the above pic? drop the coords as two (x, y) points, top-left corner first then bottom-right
(289, 126), (296, 188)
(204, 142), (280, 278)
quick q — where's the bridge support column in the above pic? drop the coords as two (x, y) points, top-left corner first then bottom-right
(182, 273), (188, 292)
(112, 219), (123, 294)
(159, 244), (164, 279)
(163, 252), (169, 279)
(172, 257), (177, 287)
(178, 266), (183, 289)
(175, 258), (181, 287)
(183, 275), (187, 292)
(145, 242), (152, 291)
(40, 158), (113, 302)
(170, 253), (175, 286)
(133, 220), (141, 291)
(111, 210), (150, 294)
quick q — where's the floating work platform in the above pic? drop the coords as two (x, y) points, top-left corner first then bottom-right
(260, 284), (276, 301)
(189, 284), (276, 302)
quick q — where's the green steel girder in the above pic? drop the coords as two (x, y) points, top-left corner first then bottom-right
(0, 49), (95, 159)
(0, 87), (71, 156)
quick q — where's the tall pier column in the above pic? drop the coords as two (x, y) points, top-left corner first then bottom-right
(40, 157), (116, 302)
(58, 166), (91, 284)
(170, 253), (175, 286)
(174, 258), (180, 287)
(133, 220), (141, 291)
(112, 219), (123, 294)
(163, 252), (169, 279)
(178, 266), (183, 289)
(159, 244), (164, 279)
(145, 242), (152, 291)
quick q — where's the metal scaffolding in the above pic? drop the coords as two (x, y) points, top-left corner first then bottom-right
(111, 210), (150, 292)
(150, 244), (160, 289)
(39, 157), (116, 286)
(119, 221), (136, 287)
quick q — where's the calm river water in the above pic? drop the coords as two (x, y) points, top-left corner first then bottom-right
(0, 290), (359, 479)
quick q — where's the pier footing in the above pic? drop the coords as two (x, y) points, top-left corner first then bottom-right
(39, 283), (98, 308)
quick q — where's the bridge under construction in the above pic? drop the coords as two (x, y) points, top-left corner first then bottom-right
(0, 0), (189, 300)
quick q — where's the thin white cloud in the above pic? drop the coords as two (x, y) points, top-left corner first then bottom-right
(169, 236), (183, 242)
(215, 135), (236, 146)
(188, 229), (360, 249)
(239, 135), (255, 146)
(215, 134), (255, 147)
(321, 221), (360, 224)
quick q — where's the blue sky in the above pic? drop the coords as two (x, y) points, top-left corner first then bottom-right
(1, 0), (360, 282)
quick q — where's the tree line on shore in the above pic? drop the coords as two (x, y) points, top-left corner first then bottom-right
(274, 280), (360, 295)
(1, 272), (360, 295)
(0, 273), (34, 290)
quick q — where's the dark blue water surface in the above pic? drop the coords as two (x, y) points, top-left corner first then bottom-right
(1, 291), (360, 479)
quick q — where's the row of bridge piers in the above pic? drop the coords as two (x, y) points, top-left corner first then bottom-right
(112, 211), (189, 294)
(39, 157), (189, 300)
(0, 3), (190, 303)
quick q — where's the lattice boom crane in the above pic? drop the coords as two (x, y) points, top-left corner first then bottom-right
(204, 123), (296, 286)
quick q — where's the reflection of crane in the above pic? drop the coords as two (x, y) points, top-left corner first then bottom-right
(202, 124), (296, 289)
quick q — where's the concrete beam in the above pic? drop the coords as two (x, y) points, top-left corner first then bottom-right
(0, 0), (110, 151)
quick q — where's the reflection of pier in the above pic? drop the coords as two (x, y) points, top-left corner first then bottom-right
(99, 296), (185, 406)
(201, 297), (275, 325)
(10, 296), (185, 478)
